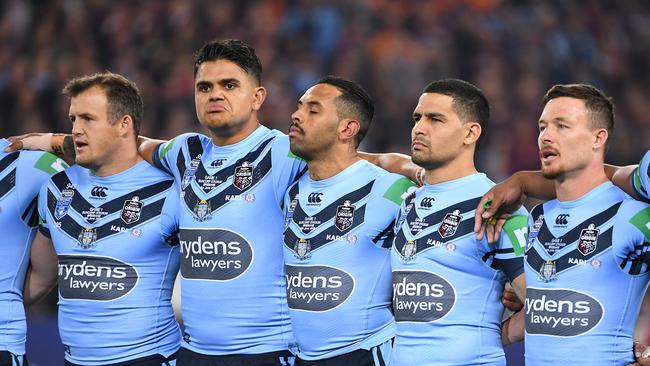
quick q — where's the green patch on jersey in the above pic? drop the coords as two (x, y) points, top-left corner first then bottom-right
(158, 138), (177, 160)
(287, 150), (305, 161)
(502, 214), (528, 256)
(633, 167), (648, 196)
(383, 177), (417, 205)
(629, 206), (650, 240)
(33, 152), (68, 175)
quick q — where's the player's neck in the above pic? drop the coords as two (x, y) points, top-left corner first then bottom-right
(307, 149), (360, 181)
(93, 144), (142, 177)
(554, 161), (608, 202)
(208, 119), (261, 147)
(423, 156), (477, 185)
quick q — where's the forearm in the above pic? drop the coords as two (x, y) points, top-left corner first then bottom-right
(23, 267), (56, 306)
(501, 309), (525, 346)
(513, 170), (556, 200)
(138, 136), (166, 165)
(51, 134), (76, 165)
(609, 164), (638, 198)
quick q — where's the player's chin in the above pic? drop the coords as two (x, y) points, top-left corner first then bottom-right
(540, 166), (560, 180)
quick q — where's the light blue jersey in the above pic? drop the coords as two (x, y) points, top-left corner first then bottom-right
(38, 161), (181, 365)
(153, 125), (306, 355)
(391, 173), (527, 366)
(0, 139), (67, 356)
(633, 149), (650, 202)
(524, 182), (650, 365)
(283, 160), (415, 360)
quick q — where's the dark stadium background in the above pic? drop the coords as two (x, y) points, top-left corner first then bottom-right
(1, 0), (648, 364)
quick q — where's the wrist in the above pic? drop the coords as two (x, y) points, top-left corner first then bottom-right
(51, 133), (65, 155)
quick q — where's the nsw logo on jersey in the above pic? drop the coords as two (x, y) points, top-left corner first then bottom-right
(577, 224), (599, 256)
(335, 200), (355, 231)
(55, 189), (75, 220)
(438, 210), (461, 238)
(233, 162), (254, 190)
(192, 199), (212, 221)
(400, 239), (417, 262)
(294, 238), (311, 260)
(539, 259), (557, 282)
(120, 196), (143, 224)
(285, 265), (355, 311)
(77, 227), (98, 249)
(525, 288), (604, 337)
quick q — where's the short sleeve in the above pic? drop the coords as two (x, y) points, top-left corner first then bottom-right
(19, 151), (68, 228)
(270, 134), (307, 206)
(632, 150), (650, 202)
(152, 133), (196, 175)
(369, 175), (417, 248)
(160, 182), (181, 246)
(37, 178), (52, 238)
(615, 200), (650, 275)
(492, 208), (529, 281)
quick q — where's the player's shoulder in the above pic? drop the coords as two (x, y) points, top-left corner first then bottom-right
(164, 132), (209, 151)
(617, 195), (650, 219)
(5, 146), (67, 174)
(367, 167), (416, 206)
(466, 172), (495, 194)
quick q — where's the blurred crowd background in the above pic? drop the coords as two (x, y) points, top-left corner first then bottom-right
(1, 0), (649, 364)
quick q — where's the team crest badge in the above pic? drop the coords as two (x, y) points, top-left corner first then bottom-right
(77, 227), (98, 249)
(335, 200), (355, 231)
(438, 209), (462, 238)
(233, 162), (254, 191)
(121, 196), (143, 224)
(539, 259), (557, 282)
(294, 238), (311, 260)
(401, 239), (417, 261)
(578, 224), (599, 256)
(181, 155), (201, 190)
(193, 199), (212, 221)
(54, 189), (75, 220)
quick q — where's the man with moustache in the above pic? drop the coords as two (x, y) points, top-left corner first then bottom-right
(390, 79), (527, 365)
(283, 76), (415, 365)
(517, 84), (649, 365)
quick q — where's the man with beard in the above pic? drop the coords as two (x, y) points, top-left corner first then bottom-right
(283, 76), (415, 365)
(512, 84), (648, 365)
(390, 79), (527, 365)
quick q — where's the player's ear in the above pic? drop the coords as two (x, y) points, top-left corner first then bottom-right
(117, 115), (135, 138)
(339, 118), (360, 144)
(463, 121), (481, 146)
(592, 128), (608, 151)
(252, 86), (267, 112)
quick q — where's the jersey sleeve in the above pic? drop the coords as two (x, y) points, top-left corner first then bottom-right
(369, 175), (417, 248)
(152, 133), (195, 176)
(37, 178), (53, 238)
(492, 207), (528, 281)
(632, 150), (650, 202)
(18, 151), (68, 228)
(160, 182), (180, 246)
(270, 134), (307, 207)
(615, 199), (650, 275)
